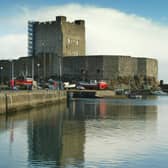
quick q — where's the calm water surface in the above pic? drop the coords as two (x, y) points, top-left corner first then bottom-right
(0, 96), (168, 167)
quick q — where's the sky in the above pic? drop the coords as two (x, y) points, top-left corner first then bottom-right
(1, 0), (168, 81)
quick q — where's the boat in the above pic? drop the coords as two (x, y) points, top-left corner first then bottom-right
(78, 80), (108, 90)
(151, 90), (168, 96)
(127, 93), (142, 99)
(64, 82), (76, 89)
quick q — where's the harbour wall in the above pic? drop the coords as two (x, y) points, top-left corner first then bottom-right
(0, 90), (66, 114)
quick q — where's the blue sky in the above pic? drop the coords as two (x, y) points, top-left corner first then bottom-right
(1, 0), (168, 80)
(1, 0), (168, 22)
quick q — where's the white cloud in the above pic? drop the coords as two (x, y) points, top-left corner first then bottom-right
(0, 34), (27, 59)
(0, 4), (168, 80)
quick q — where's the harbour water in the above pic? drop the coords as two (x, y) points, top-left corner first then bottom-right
(0, 96), (168, 167)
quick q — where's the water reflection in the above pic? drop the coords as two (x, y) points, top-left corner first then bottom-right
(0, 98), (159, 168)
(27, 104), (66, 167)
(67, 99), (157, 120)
(67, 99), (158, 167)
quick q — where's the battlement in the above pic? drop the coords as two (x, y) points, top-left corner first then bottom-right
(30, 16), (85, 26)
(74, 20), (85, 25)
(56, 16), (67, 23)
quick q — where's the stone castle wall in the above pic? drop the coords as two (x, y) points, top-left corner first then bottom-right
(63, 55), (158, 81)
(118, 56), (138, 77)
(103, 56), (119, 80)
(33, 21), (61, 56)
(62, 19), (85, 56)
(63, 56), (103, 81)
(0, 55), (158, 87)
(146, 58), (158, 78)
(62, 55), (158, 89)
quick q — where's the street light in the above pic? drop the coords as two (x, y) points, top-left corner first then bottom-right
(58, 56), (62, 90)
(9, 60), (15, 90)
(37, 63), (40, 85)
(10, 60), (14, 80)
(0, 66), (4, 89)
(32, 57), (34, 81)
(41, 42), (46, 80)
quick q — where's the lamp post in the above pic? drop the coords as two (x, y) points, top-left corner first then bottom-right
(59, 56), (62, 90)
(10, 60), (14, 90)
(0, 66), (4, 90)
(11, 60), (14, 80)
(37, 63), (40, 85)
(32, 57), (34, 80)
(41, 42), (46, 81)
(96, 69), (100, 81)
(81, 69), (85, 81)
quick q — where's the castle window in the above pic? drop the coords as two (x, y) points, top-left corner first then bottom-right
(96, 69), (100, 73)
(67, 38), (70, 44)
(72, 51), (78, 56)
(76, 40), (79, 46)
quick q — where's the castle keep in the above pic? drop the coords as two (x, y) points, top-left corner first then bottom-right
(0, 16), (158, 89)
(28, 16), (85, 57)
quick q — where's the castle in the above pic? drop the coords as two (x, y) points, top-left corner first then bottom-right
(0, 16), (158, 89)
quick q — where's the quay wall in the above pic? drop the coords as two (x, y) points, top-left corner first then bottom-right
(0, 90), (67, 114)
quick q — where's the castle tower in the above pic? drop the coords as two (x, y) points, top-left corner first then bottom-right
(28, 16), (85, 57)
